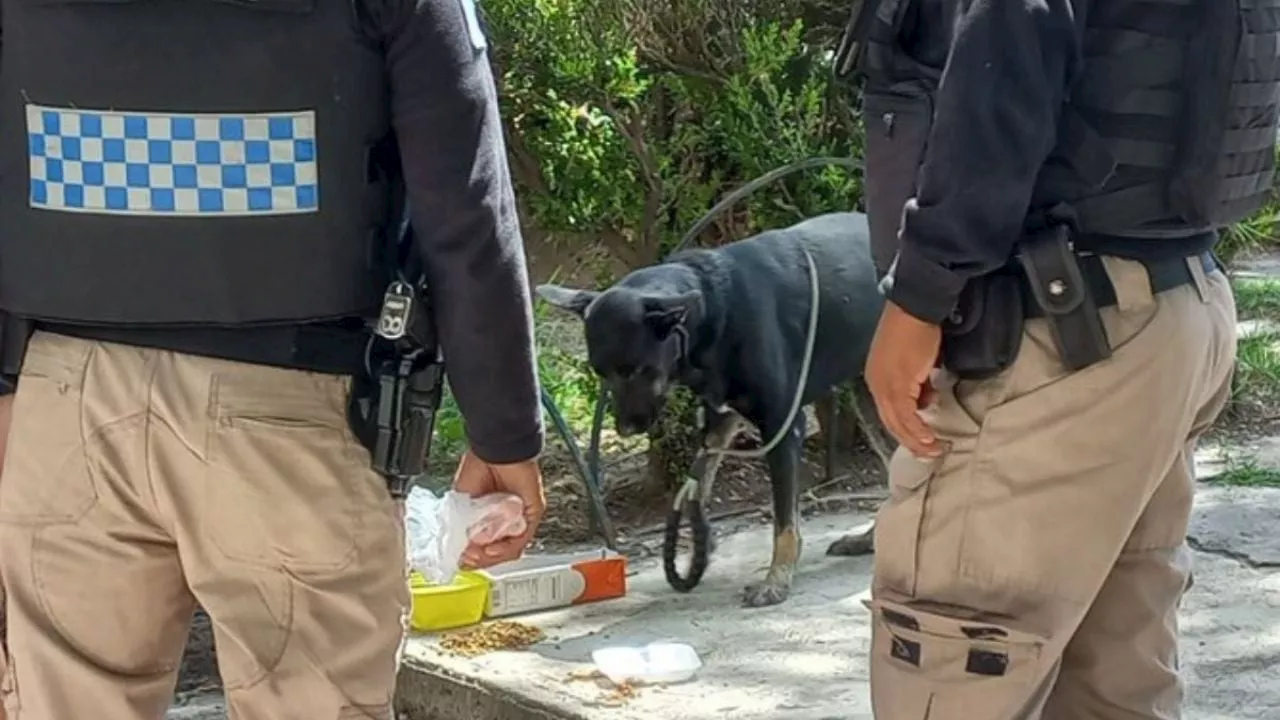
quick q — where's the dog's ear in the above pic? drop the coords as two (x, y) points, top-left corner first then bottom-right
(644, 307), (684, 339)
(536, 284), (598, 317)
(642, 291), (698, 339)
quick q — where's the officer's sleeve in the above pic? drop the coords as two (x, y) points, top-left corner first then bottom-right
(380, 0), (543, 464)
(886, 0), (1088, 324)
(0, 14), (23, 393)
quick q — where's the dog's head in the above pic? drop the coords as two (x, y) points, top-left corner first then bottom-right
(538, 283), (700, 436)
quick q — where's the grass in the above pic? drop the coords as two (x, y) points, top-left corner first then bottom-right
(1220, 209), (1280, 266)
(430, 294), (603, 468)
(1233, 277), (1280, 320)
(1211, 453), (1280, 487)
(1231, 275), (1280, 403)
(1232, 330), (1280, 403)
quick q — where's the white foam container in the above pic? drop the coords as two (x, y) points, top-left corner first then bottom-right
(590, 641), (703, 685)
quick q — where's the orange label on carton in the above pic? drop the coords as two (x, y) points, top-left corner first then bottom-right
(572, 555), (627, 604)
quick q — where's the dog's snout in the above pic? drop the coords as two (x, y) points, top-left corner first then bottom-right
(617, 413), (656, 437)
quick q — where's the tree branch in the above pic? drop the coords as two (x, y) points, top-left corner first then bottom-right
(600, 96), (669, 263)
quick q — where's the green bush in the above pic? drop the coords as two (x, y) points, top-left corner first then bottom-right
(473, 0), (861, 488)
(482, 0), (860, 265)
(427, 0), (1280, 480)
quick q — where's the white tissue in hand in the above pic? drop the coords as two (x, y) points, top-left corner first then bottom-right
(466, 493), (527, 545)
(403, 486), (526, 585)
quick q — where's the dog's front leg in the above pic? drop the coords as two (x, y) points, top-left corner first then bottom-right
(743, 417), (805, 608)
(700, 405), (748, 505)
(814, 391), (839, 484)
(694, 405), (748, 559)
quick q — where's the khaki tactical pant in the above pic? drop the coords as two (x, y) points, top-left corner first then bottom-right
(868, 256), (1237, 719)
(0, 331), (410, 720)
(0, 490), (5, 720)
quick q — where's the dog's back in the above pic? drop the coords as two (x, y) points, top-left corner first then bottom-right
(674, 211), (885, 409)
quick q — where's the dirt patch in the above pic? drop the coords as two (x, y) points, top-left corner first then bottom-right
(1207, 400), (1280, 449)
(533, 424), (888, 552)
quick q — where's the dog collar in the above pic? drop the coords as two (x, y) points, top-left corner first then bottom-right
(671, 323), (690, 366)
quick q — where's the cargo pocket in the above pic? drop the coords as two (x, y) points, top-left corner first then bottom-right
(0, 336), (96, 526)
(205, 369), (383, 572)
(863, 88), (934, 277)
(872, 448), (943, 596)
(865, 597), (1047, 720)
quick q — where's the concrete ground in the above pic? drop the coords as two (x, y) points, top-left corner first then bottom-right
(395, 484), (1280, 720)
(168, 452), (1280, 720)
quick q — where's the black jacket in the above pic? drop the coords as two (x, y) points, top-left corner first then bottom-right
(0, 0), (543, 464)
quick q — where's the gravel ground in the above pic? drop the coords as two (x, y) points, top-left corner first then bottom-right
(177, 610), (221, 696)
(170, 609), (225, 718)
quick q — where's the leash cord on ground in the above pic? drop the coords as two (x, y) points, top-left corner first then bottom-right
(662, 491), (711, 592)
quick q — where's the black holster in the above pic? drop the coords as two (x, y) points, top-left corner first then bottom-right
(0, 313), (32, 376)
(940, 268), (1025, 380)
(347, 275), (445, 500)
(941, 223), (1112, 380)
(348, 350), (444, 499)
(371, 355), (443, 491)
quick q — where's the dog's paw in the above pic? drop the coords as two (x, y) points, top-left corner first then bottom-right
(742, 580), (791, 608)
(826, 528), (875, 557)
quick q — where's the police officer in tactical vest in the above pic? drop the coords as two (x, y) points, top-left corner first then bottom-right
(0, 1), (547, 718)
(834, 0), (1267, 715)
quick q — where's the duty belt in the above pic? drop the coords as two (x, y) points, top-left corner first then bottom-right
(36, 321), (370, 375)
(1021, 250), (1220, 319)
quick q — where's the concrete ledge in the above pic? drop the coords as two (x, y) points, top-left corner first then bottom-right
(395, 661), (587, 720)
(395, 513), (881, 720)
(393, 494), (1280, 720)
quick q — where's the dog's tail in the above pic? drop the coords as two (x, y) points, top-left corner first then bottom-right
(663, 495), (712, 592)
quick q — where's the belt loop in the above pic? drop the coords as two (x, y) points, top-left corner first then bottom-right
(1187, 255), (1210, 304)
(1101, 256), (1154, 312)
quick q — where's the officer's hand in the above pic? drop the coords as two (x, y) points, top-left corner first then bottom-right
(865, 301), (944, 458)
(452, 450), (545, 569)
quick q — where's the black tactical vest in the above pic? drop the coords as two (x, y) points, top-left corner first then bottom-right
(1038, 0), (1280, 235)
(0, 0), (395, 327)
(837, 0), (1280, 261)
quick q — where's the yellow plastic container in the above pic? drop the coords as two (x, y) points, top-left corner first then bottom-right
(408, 570), (491, 633)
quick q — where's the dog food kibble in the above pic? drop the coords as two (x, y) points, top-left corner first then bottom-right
(437, 620), (546, 657)
(604, 681), (639, 704)
(563, 669), (640, 706)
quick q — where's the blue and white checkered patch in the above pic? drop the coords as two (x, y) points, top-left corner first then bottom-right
(26, 104), (319, 217)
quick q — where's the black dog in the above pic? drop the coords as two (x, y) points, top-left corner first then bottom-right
(538, 211), (889, 607)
